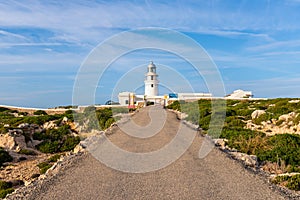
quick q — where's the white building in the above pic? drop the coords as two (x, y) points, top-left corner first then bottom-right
(118, 61), (162, 106)
(118, 61), (236, 106)
(225, 89), (253, 99)
(177, 93), (212, 100)
(144, 61), (159, 97)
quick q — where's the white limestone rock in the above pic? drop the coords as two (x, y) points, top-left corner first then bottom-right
(251, 110), (266, 119)
(42, 121), (57, 129)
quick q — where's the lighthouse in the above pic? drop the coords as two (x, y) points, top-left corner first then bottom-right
(144, 61), (159, 97)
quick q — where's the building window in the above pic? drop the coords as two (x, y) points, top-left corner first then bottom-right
(150, 68), (156, 73)
(151, 84), (153, 87)
(125, 100), (129, 104)
(151, 76), (153, 80)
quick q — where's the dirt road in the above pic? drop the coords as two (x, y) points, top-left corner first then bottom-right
(26, 106), (285, 200)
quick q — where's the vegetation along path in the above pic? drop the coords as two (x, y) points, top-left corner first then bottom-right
(26, 106), (285, 200)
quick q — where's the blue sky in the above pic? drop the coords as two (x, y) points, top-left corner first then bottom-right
(1, 0), (300, 108)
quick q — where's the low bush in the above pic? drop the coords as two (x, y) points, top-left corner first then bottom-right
(0, 188), (14, 198)
(0, 148), (13, 166)
(34, 125), (80, 153)
(0, 181), (12, 190)
(146, 101), (154, 106)
(256, 134), (300, 167)
(37, 161), (52, 174)
(59, 136), (80, 152)
(33, 110), (48, 115)
(252, 113), (272, 125)
(18, 149), (36, 156)
(37, 154), (62, 174)
(48, 154), (61, 162)
(272, 174), (300, 191)
(0, 181), (14, 199)
(166, 100), (181, 111)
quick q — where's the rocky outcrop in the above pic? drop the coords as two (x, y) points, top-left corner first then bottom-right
(251, 110), (266, 119)
(42, 121), (57, 130)
(246, 112), (300, 135)
(278, 112), (297, 121)
(230, 152), (258, 167)
(0, 132), (26, 151)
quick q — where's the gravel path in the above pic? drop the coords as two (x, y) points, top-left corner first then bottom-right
(25, 106), (286, 200)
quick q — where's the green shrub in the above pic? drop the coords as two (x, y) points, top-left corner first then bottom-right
(146, 101), (154, 106)
(84, 106), (96, 114)
(167, 100), (181, 111)
(276, 119), (284, 126)
(59, 136), (80, 152)
(36, 141), (60, 154)
(0, 188), (14, 198)
(34, 125), (80, 153)
(225, 116), (245, 129)
(48, 154), (61, 162)
(185, 109), (200, 125)
(0, 148), (13, 166)
(198, 115), (211, 131)
(37, 161), (52, 174)
(18, 112), (28, 116)
(104, 118), (115, 129)
(37, 154), (63, 174)
(287, 174), (300, 191)
(33, 110), (48, 115)
(256, 134), (300, 168)
(0, 181), (12, 190)
(64, 110), (73, 115)
(18, 149), (36, 155)
(272, 174), (300, 191)
(252, 113), (272, 125)
(293, 114), (300, 125)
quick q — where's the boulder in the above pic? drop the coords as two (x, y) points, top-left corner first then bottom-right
(231, 152), (258, 167)
(43, 121), (57, 129)
(0, 134), (16, 150)
(0, 133), (27, 150)
(214, 139), (227, 149)
(62, 117), (68, 123)
(288, 99), (300, 103)
(18, 123), (30, 129)
(251, 110), (265, 119)
(73, 144), (85, 154)
(279, 112), (296, 121)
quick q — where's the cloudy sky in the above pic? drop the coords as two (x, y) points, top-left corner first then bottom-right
(1, 0), (300, 108)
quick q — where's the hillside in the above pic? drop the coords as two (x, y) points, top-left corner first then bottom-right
(0, 106), (119, 198)
(167, 98), (300, 192)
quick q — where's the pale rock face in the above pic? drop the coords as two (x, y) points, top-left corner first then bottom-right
(278, 112), (296, 121)
(73, 143), (85, 154)
(230, 152), (257, 167)
(0, 133), (26, 150)
(0, 134), (16, 149)
(246, 111), (300, 136)
(43, 121), (57, 129)
(214, 139), (227, 149)
(18, 123), (30, 129)
(62, 117), (68, 123)
(251, 110), (266, 119)
(288, 99), (300, 103)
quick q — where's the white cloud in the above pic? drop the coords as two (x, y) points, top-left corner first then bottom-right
(0, 30), (27, 40)
(247, 40), (300, 51)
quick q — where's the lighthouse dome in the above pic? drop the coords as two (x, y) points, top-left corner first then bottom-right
(147, 61), (156, 73)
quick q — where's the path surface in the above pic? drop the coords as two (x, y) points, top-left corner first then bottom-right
(28, 106), (285, 200)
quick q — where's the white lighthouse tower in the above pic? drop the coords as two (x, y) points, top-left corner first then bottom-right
(144, 61), (159, 97)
